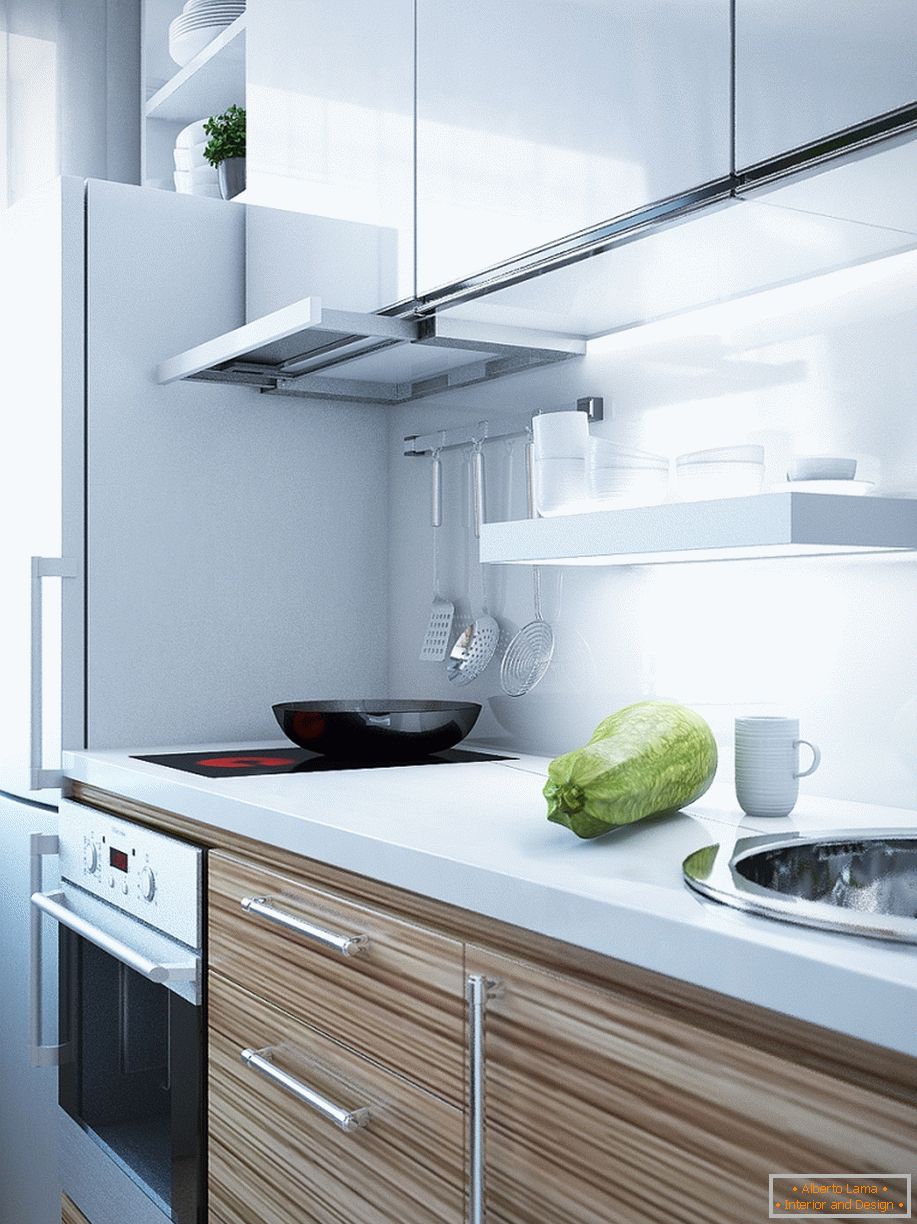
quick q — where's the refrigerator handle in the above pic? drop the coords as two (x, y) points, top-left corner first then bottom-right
(29, 832), (68, 1067)
(30, 557), (77, 791)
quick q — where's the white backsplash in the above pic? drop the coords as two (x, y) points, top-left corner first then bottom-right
(386, 250), (917, 809)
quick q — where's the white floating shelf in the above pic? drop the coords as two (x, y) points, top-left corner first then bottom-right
(480, 493), (917, 566)
(146, 15), (246, 124)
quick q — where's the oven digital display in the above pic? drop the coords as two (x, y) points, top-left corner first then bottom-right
(109, 847), (129, 873)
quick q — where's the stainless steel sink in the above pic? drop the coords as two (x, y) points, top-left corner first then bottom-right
(683, 829), (917, 943)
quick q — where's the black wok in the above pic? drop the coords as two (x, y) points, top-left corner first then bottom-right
(273, 699), (482, 761)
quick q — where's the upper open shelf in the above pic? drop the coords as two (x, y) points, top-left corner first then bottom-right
(480, 493), (917, 566)
(157, 298), (586, 403)
(146, 14), (246, 124)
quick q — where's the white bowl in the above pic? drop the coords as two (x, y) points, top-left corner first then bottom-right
(787, 455), (858, 481)
(175, 119), (209, 148)
(677, 444), (765, 466)
(173, 170), (220, 195)
(174, 142), (210, 171)
(587, 439), (669, 508)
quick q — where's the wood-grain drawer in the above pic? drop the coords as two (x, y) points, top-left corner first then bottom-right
(61, 1195), (91, 1224)
(208, 851), (465, 1104)
(208, 971), (464, 1224)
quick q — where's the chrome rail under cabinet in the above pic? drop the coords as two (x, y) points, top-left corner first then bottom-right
(467, 974), (503, 1224)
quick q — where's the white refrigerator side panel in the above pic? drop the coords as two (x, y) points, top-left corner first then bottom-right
(85, 182), (389, 749)
(0, 177), (85, 801)
(0, 794), (60, 1224)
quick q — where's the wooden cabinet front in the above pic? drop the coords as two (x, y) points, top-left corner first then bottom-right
(209, 851), (465, 1104)
(208, 972), (464, 1224)
(467, 945), (917, 1224)
(61, 1195), (92, 1224)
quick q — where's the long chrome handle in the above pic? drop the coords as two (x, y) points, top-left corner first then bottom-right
(472, 446), (486, 539)
(30, 833), (67, 1067)
(241, 1047), (371, 1134)
(240, 895), (368, 957)
(467, 974), (502, 1224)
(31, 889), (198, 985)
(30, 556), (77, 791)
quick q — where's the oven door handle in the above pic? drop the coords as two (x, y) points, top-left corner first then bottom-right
(30, 889), (199, 985)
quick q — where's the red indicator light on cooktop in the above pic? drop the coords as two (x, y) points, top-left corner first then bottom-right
(196, 755), (298, 769)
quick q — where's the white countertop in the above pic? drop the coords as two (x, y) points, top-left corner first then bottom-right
(63, 742), (917, 1058)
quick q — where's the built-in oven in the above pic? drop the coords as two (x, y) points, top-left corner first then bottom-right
(30, 798), (204, 1224)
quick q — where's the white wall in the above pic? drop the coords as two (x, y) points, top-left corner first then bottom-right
(0, 0), (140, 208)
(86, 182), (390, 749)
(386, 248), (917, 810)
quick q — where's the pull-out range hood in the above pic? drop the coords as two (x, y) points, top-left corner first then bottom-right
(157, 300), (585, 404)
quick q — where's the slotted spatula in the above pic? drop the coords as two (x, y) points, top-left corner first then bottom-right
(420, 450), (455, 661)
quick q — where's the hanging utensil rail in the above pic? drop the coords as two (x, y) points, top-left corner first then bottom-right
(402, 398), (604, 458)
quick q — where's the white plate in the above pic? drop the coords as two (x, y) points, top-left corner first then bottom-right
(183, 1), (244, 12)
(170, 25), (233, 66)
(170, 15), (241, 35)
(173, 7), (244, 21)
(785, 479), (875, 496)
(170, 12), (243, 33)
(182, 0), (244, 12)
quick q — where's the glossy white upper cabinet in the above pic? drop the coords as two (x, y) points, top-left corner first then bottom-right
(245, 0), (414, 309)
(415, 0), (731, 297)
(736, 1), (917, 169)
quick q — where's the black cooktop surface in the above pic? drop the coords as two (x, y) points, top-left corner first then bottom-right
(133, 746), (515, 778)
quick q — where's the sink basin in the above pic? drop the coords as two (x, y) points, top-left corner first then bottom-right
(683, 829), (917, 943)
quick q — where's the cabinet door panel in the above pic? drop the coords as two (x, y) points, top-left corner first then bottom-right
(209, 851), (465, 1105)
(736, 1), (917, 168)
(468, 946), (917, 1224)
(208, 973), (464, 1224)
(416, 0), (731, 295)
(246, 0), (414, 309)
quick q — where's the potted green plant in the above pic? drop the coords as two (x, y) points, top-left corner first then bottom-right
(203, 104), (246, 200)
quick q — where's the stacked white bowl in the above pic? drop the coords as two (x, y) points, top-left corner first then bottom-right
(173, 119), (220, 197)
(587, 439), (669, 509)
(169, 0), (246, 68)
(532, 411), (591, 516)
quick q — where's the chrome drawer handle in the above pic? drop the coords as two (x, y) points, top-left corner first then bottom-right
(240, 1047), (371, 1134)
(240, 895), (369, 957)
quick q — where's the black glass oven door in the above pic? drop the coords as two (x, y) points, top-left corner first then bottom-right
(59, 928), (203, 1223)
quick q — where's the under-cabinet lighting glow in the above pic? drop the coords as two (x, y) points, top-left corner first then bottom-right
(493, 545), (914, 567)
(586, 246), (917, 354)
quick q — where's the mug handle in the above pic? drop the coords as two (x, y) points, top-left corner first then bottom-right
(794, 739), (821, 778)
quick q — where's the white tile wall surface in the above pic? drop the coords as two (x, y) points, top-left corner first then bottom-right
(386, 250), (917, 809)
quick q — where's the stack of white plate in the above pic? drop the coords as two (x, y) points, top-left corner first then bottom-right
(169, 0), (245, 68)
(173, 118), (221, 197)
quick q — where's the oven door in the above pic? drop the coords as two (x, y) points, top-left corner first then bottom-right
(32, 883), (203, 1224)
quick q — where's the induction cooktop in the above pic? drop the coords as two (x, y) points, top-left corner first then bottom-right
(133, 746), (515, 778)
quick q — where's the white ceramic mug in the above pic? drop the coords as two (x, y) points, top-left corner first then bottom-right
(734, 716), (821, 818)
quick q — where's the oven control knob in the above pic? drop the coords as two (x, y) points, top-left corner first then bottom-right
(83, 842), (98, 874)
(140, 866), (156, 902)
